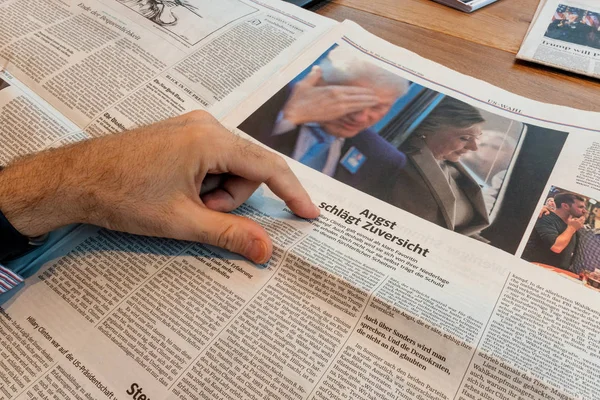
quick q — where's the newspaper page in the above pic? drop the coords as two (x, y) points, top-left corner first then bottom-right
(229, 19), (600, 399)
(517, 0), (600, 79)
(0, 71), (83, 163)
(4, 16), (600, 400)
(0, 0), (336, 130)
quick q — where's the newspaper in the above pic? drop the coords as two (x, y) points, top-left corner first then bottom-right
(2, 0), (600, 399)
(518, 0), (600, 79)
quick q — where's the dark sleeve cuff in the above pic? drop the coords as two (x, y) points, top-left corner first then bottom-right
(0, 208), (30, 262)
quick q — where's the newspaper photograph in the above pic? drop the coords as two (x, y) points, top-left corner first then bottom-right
(518, 0), (600, 79)
(238, 44), (568, 254)
(544, 5), (600, 49)
(521, 185), (600, 288)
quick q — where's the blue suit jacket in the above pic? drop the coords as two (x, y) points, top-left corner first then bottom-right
(238, 86), (406, 204)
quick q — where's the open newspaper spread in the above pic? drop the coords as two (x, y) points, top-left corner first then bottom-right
(518, 0), (600, 79)
(1, 1), (600, 399)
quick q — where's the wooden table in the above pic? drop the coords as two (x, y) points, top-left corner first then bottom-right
(313, 0), (600, 112)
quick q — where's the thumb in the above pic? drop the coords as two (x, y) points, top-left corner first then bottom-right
(179, 200), (273, 264)
(301, 65), (322, 88)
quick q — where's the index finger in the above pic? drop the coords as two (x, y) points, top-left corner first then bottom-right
(217, 132), (320, 219)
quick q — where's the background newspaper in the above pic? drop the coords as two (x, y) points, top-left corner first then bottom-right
(518, 0), (600, 79)
(1, 0), (600, 400)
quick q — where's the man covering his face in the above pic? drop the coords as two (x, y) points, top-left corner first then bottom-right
(239, 47), (409, 201)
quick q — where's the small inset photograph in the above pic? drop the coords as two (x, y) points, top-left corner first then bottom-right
(544, 4), (600, 49)
(0, 78), (10, 91)
(522, 186), (600, 290)
(238, 44), (568, 254)
(114, 0), (257, 45)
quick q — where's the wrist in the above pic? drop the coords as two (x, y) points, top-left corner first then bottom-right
(565, 225), (578, 234)
(282, 100), (305, 126)
(0, 150), (82, 237)
(282, 109), (300, 126)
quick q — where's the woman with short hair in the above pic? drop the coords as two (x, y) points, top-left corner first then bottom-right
(390, 97), (489, 239)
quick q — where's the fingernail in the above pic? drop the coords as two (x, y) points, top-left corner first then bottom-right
(248, 240), (269, 264)
(313, 203), (321, 215)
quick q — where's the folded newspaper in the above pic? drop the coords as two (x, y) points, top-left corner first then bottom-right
(518, 0), (600, 79)
(1, 0), (600, 399)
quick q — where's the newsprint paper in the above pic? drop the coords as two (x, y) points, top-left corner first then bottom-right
(518, 0), (600, 79)
(1, 1), (600, 400)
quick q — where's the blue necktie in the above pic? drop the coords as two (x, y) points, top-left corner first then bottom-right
(300, 126), (335, 172)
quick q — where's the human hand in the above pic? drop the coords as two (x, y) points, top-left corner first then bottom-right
(567, 216), (586, 231)
(0, 111), (319, 263)
(281, 66), (379, 125)
(538, 206), (551, 218)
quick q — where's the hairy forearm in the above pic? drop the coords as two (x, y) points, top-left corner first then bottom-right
(0, 144), (91, 237)
(551, 226), (577, 253)
(0, 111), (319, 263)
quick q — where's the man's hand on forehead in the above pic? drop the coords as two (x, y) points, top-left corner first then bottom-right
(282, 66), (380, 125)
